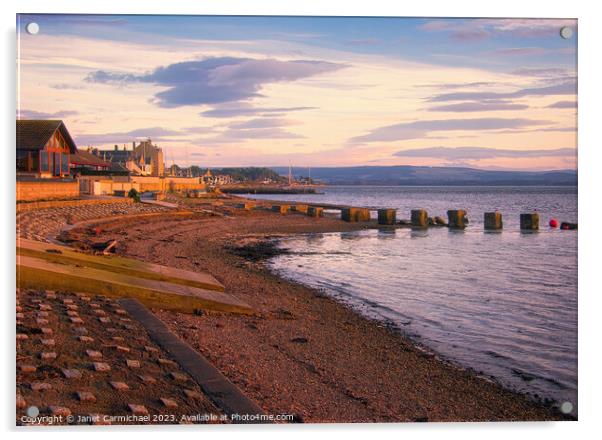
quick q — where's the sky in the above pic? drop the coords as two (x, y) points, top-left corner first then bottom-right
(16, 15), (577, 170)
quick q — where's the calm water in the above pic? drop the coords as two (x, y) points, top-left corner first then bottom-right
(248, 186), (578, 412)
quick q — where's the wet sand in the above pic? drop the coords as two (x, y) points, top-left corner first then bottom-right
(64, 205), (566, 423)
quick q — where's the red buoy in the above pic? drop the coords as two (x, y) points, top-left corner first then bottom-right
(549, 218), (559, 228)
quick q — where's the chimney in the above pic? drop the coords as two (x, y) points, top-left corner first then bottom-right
(114, 144), (118, 151)
(132, 141), (136, 149)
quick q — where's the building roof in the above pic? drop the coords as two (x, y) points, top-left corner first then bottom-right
(16, 120), (78, 153)
(70, 149), (111, 168)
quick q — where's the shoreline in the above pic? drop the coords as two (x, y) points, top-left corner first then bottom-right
(60, 203), (570, 422)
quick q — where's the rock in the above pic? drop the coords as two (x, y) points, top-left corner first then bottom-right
(160, 398), (178, 408)
(92, 362), (111, 372)
(62, 368), (82, 379)
(76, 391), (96, 403)
(48, 405), (71, 417)
(31, 382), (52, 391)
(109, 381), (130, 391)
(128, 404), (149, 416)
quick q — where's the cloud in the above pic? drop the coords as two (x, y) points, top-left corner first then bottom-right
(393, 146), (576, 160)
(86, 57), (346, 108)
(421, 18), (576, 40)
(428, 81), (576, 102)
(200, 104), (317, 118)
(345, 39), (380, 46)
(351, 118), (551, 143)
(487, 47), (548, 57)
(511, 68), (569, 77)
(228, 118), (300, 129)
(74, 126), (182, 145)
(18, 109), (78, 119)
(428, 100), (529, 112)
(547, 100), (577, 109)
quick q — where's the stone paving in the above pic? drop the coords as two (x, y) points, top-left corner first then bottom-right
(16, 288), (222, 425)
(17, 201), (170, 243)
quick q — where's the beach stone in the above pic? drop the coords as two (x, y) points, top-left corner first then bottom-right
(48, 405), (71, 417)
(36, 319), (49, 326)
(115, 309), (127, 315)
(144, 346), (159, 353)
(158, 358), (177, 367)
(31, 382), (52, 391)
(76, 391), (96, 403)
(92, 362), (111, 372)
(137, 374), (157, 384)
(110, 381), (130, 391)
(85, 350), (102, 359)
(93, 309), (107, 316)
(20, 365), (37, 373)
(16, 395), (27, 409)
(70, 317), (84, 324)
(41, 338), (56, 346)
(169, 372), (188, 382)
(37, 311), (49, 318)
(484, 211), (503, 230)
(16, 306), (23, 312)
(112, 336), (125, 342)
(520, 212), (539, 230)
(160, 398), (178, 408)
(39, 304), (52, 311)
(411, 209), (429, 228)
(99, 317), (111, 324)
(62, 369), (82, 379)
(62, 299), (74, 304)
(126, 359), (141, 369)
(128, 404), (149, 416)
(67, 310), (79, 317)
(40, 327), (53, 334)
(90, 303), (101, 308)
(377, 208), (397, 225)
(183, 389), (203, 400)
(78, 336), (94, 343)
(40, 352), (57, 361)
(73, 327), (88, 335)
(114, 345), (130, 353)
(66, 304), (78, 310)
(447, 210), (467, 229)
(16, 333), (29, 340)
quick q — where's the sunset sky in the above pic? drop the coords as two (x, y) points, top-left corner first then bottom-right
(16, 15), (577, 170)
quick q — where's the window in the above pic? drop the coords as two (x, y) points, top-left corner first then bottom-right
(40, 151), (49, 172)
(61, 153), (69, 174)
(53, 152), (61, 176)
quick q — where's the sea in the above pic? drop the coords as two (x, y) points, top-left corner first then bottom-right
(245, 186), (578, 413)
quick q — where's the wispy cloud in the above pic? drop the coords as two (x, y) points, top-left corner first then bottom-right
(73, 126), (182, 145)
(393, 146), (576, 160)
(86, 57), (346, 108)
(228, 118), (301, 129)
(351, 118), (551, 143)
(428, 100), (529, 112)
(547, 100), (577, 109)
(17, 109), (78, 119)
(427, 80), (576, 102)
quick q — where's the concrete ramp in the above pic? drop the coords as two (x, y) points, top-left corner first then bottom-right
(17, 238), (224, 292)
(17, 254), (252, 315)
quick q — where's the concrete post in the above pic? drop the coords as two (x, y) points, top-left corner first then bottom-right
(447, 210), (467, 229)
(411, 209), (428, 228)
(244, 201), (256, 210)
(520, 213), (539, 230)
(484, 211), (503, 230)
(307, 206), (323, 217)
(377, 209), (397, 225)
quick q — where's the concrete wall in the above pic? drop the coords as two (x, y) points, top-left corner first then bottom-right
(78, 175), (206, 195)
(16, 180), (79, 202)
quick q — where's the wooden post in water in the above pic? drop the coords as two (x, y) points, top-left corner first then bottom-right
(341, 207), (370, 222)
(411, 209), (428, 228)
(271, 204), (290, 215)
(307, 206), (323, 217)
(484, 211), (503, 230)
(377, 209), (397, 225)
(292, 204), (309, 214)
(447, 210), (467, 229)
(520, 213), (539, 230)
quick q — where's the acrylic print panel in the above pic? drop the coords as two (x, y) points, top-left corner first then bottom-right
(16, 14), (577, 426)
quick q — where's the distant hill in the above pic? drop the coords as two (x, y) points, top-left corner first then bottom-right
(271, 166), (577, 186)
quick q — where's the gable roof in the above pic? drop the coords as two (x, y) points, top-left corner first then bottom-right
(16, 120), (78, 153)
(70, 149), (111, 168)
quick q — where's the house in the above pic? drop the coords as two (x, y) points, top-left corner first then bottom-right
(16, 120), (77, 178)
(69, 149), (111, 173)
